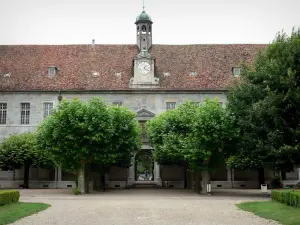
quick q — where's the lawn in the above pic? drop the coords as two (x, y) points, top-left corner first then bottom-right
(237, 200), (300, 225)
(0, 202), (50, 225)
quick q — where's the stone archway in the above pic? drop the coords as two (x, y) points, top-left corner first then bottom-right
(135, 149), (154, 181)
(126, 108), (162, 187)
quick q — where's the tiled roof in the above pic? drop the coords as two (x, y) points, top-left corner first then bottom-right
(0, 44), (266, 91)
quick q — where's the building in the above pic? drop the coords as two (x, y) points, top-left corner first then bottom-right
(0, 9), (299, 190)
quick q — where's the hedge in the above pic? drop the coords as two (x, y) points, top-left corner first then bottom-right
(271, 190), (300, 208)
(0, 190), (20, 206)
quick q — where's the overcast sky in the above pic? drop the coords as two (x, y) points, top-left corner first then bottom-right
(0, 0), (299, 45)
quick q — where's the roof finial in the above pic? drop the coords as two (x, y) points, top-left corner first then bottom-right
(142, 0), (145, 10)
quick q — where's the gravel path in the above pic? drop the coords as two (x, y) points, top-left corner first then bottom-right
(12, 189), (279, 225)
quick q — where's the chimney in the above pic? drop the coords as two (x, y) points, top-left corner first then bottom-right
(92, 39), (95, 45)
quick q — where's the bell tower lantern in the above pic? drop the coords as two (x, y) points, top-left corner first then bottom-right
(130, 7), (159, 88)
(135, 10), (153, 51)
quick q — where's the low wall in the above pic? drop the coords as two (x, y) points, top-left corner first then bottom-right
(0, 181), (76, 189)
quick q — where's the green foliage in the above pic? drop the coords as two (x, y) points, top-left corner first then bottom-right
(271, 190), (300, 208)
(271, 176), (283, 188)
(0, 133), (54, 171)
(147, 99), (236, 170)
(136, 154), (153, 174)
(146, 101), (198, 165)
(188, 99), (237, 169)
(36, 98), (141, 174)
(237, 201), (300, 225)
(72, 188), (81, 195)
(109, 106), (142, 168)
(0, 202), (50, 225)
(227, 28), (300, 172)
(0, 190), (20, 206)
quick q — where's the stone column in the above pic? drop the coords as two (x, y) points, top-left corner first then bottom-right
(298, 168), (300, 180)
(154, 162), (162, 186)
(127, 158), (135, 187)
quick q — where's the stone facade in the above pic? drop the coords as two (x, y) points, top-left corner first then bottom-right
(1, 91), (298, 189)
(0, 9), (299, 190)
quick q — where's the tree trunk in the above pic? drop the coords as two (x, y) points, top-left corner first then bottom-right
(184, 168), (187, 189)
(200, 170), (211, 194)
(78, 164), (89, 194)
(23, 164), (30, 189)
(195, 171), (201, 193)
(101, 172), (106, 191)
(258, 168), (265, 188)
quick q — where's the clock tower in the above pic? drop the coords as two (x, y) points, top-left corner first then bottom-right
(130, 9), (159, 88)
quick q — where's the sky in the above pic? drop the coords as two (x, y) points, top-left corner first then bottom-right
(0, 0), (299, 45)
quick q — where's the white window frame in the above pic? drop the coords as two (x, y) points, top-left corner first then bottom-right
(0, 103), (7, 125)
(20, 103), (30, 125)
(233, 67), (241, 77)
(166, 102), (176, 110)
(190, 71), (197, 77)
(48, 67), (57, 76)
(43, 102), (54, 119)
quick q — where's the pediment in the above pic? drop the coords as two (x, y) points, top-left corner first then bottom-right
(136, 109), (155, 117)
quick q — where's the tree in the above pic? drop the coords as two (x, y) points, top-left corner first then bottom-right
(36, 98), (141, 193)
(186, 99), (237, 193)
(0, 132), (54, 189)
(147, 100), (236, 194)
(226, 28), (300, 184)
(146, 102), (196, 188)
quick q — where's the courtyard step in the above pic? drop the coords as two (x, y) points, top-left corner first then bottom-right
(133, 181), (158, 189)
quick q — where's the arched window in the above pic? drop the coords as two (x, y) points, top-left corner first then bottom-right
(142, 25), (147, 34)
(137, 26), (140, 35)
(149, 26), (151, 34)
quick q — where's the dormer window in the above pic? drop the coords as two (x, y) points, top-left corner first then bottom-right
(233, 67), (241, 77)
(48, 67), (57, 76)
(190, 71), (197, 77)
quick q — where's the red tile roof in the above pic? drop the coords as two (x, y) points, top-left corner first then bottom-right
(0, 44), (266, 91)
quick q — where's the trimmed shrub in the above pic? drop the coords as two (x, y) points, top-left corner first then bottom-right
(271, 190), (300, 208)
(72, 188), (81, 195)
(0, 190), (20, 206)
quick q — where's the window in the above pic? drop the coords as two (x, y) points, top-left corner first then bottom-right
(190, 71), (197, 77)
(0, 103), (7, 124)
(113, 101), (123, 106)
(166, 102), (176, 110)
(163, 72), (170, 77)
(20, 103), (30, 124)
(43, 103), (53, 119)
(233, 67), (241, 77)
(142, 25), (147, 34)
(48, 67), (57, 76)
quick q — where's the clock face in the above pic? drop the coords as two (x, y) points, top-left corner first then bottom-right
(138, 61), (151, 75)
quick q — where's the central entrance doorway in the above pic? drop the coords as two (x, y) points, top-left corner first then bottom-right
(135, 150), (154, 181)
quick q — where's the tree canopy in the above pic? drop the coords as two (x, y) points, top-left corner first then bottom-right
(226, 28), (300, 180)
(147, 99), (236, 193)
(36, 97), (141, 192)
(0, 132), (54, 188)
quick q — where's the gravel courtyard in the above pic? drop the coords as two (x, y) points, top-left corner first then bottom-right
(12, 189), (279, 225)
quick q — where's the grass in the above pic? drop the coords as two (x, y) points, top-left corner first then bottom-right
(0, 202), (50, 225)
(237, 200), (300, 225)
